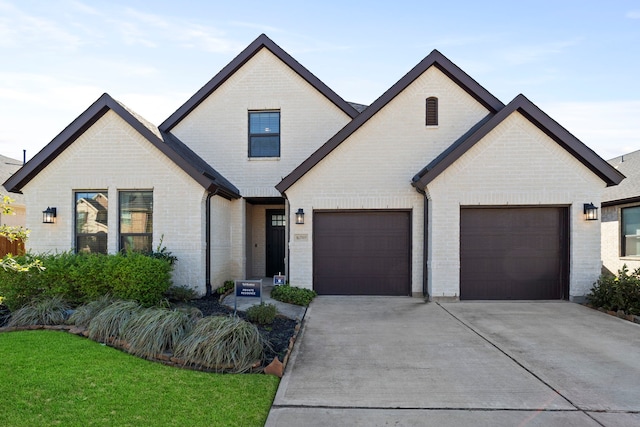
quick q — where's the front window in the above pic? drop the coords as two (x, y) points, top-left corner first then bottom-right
(75, 191), (108, 254)
(119, 191), (153, 252)
(622, 206), (640, 257)
(249, 111), (280, 157)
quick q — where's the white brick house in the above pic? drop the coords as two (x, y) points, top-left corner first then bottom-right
(4, 34), (624, 301)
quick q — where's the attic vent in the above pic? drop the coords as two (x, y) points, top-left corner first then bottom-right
(426, 97), (438, 126)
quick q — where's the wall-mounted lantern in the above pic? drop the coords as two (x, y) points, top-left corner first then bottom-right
(583, 203), (598, 221)
(295, 208), (305, 224)
(42, 207), (57, 224)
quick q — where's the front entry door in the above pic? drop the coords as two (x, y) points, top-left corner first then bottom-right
(266, 209), (286, 277)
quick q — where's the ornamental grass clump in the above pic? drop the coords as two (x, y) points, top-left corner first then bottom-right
(124, 307), (202, 358)
(67, 295), (118, 328)
(174, 315), (266, 373)
(8, 296), (70, 327)
(87, 300), (141, 343)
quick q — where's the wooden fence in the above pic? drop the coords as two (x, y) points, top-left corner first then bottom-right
(0, 235), (24, 257)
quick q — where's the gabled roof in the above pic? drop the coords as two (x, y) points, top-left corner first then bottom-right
(602, 149), (640, 206)
(412, 94), (625, 189)
(276, 49), (505, 193)
(160, 34), (359, 132)
(3, 93), (240, 200)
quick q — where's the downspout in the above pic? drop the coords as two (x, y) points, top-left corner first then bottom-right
(205, 188), (219, 297)
(423, 194), (429, 301)
(414, 186), (429, 301)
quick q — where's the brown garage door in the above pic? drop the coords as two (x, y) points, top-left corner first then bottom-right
(460, 207), (568, 300)
(313, 211), (411, 295)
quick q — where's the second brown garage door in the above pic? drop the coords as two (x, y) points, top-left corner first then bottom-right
(460, 207), (568, 300)
(313, 211), (411, 295)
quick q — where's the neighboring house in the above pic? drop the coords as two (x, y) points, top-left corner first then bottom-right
(3, 34), (624, 301)
(0, 154), (26, 228)
(602, 149), (640, 274)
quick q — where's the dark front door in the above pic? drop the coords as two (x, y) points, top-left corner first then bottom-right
(266, 209), (286, 277)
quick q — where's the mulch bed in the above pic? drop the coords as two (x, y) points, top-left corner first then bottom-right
(183, 294), (299, 362)
(0, 295), (300, 372)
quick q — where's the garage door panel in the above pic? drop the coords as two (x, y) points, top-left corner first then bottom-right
(314, 211), (410, 295)
(460, 207), (567, 300)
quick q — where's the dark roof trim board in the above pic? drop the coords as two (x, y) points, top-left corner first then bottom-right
(276, 49), (505, 193)
(3, 93), (240, 200)
(602, 196), (640, 208)
(411, 94), (625, 189)
(160, 34), (359, 132)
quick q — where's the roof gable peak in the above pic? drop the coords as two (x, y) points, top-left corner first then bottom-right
(160, 34), (359, 132)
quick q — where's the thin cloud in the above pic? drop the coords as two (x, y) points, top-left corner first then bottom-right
(626, 10), (640, 19)
(0, 1), (84, 50)
(498, 39), (582, 65)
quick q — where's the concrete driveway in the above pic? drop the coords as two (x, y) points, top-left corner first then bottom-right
(266, 297), (640, 426)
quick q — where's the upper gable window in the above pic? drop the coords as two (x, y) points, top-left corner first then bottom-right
(249, 111), (280, 157)
(426, 97), (438, 126)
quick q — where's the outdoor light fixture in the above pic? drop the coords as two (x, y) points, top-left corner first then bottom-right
(42, 207), (57, 224)
(583, 203), (598, 221)
(295, 208), (305, 224)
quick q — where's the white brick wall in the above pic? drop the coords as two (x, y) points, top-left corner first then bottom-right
(22, 110), (214, 294)
(427, 112), (606, 299)
(601, 204), (640, 274)
(285, 67), (491, 294)
(172, 48), (353, 198)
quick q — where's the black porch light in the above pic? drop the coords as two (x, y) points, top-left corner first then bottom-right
(295, 208), (305, 224)
(42, 207), (57, 224)
(583, 203), (598, 221)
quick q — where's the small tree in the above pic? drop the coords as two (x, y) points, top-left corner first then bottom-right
(0, 193), (42, 272)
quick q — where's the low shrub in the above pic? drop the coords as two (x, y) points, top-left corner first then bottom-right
(124, 307), (201, 358)
(8, 296), (70, 327)
(270, 284), (316, 306)
(246, 303), (277, 325)
(0, 251), (173, 310)
(216, 280), (235, 295)
(165, 285), (199, 302)
(174, 315), (266, 373)
(587, 265), (640, 315)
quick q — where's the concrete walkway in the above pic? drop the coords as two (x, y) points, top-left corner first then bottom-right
(266, 297), (640, 426)
(221, 278), (307, 321)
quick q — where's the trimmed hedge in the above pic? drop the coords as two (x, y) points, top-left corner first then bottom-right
(0, 252), (173, 310)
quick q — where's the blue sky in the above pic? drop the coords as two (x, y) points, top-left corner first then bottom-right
(1, 0), (639, 162)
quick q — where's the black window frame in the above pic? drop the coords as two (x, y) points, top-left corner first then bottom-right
(74, 190), (109, 254)
(621, 205), (640, 257)
(119, 190), (153, 253)
(248, 110), (280, 158)
(426, 97), (438, 126)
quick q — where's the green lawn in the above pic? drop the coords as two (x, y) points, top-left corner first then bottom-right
(0, 330), (279, 426)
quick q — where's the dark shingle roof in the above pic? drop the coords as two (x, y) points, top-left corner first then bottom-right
(603, 149), (640, 206)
